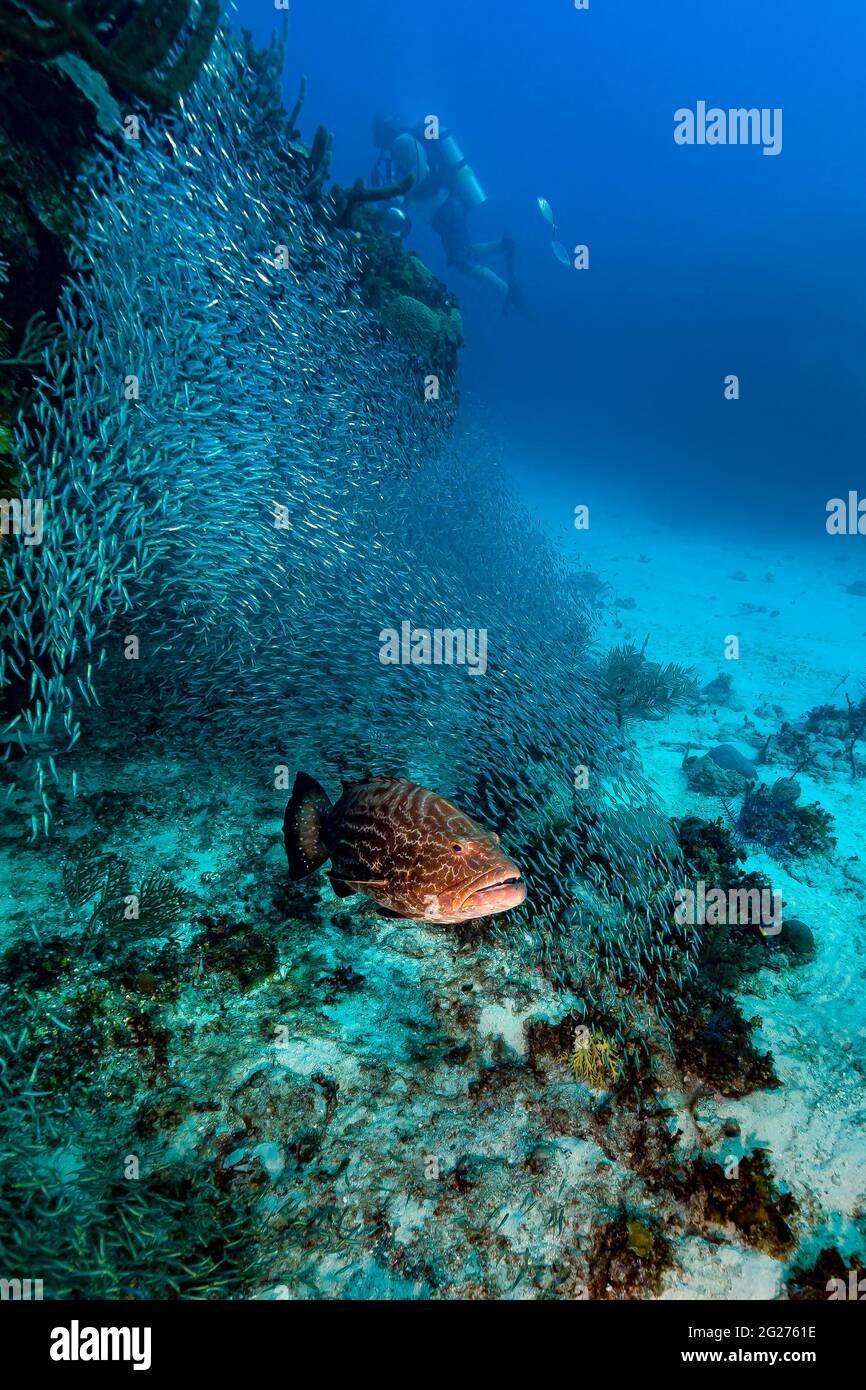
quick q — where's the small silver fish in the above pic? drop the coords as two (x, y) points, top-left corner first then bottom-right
(537, 196), (556, 230)
(552, 240), (571, 267)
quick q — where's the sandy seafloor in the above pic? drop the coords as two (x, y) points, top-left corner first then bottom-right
(511, 465), (866, 1296)
(1, 466), (864, 1300)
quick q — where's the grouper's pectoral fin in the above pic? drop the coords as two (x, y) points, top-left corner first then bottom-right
(329, 874), (387, 899)
(356, 899), (412, 920)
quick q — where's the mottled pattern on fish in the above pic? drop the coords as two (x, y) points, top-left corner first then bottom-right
(285, 775), (526, 924)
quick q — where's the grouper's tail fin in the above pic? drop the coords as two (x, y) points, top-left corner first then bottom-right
(283, 772), (332, 880)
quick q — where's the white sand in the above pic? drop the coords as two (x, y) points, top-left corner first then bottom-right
(512, 466), (866, 1294)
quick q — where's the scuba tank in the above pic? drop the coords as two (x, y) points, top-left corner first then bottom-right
(436, 130), (487, 209)
(374, 116), (486, 214)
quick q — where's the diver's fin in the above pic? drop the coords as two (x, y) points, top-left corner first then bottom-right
(504, 279), (525, 317)
(504, 280), (534, 324)
(502, 233), (516, 278)
(283, 772), (332, 881)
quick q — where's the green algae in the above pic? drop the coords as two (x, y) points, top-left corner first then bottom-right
(588, 1208), (673, 1298)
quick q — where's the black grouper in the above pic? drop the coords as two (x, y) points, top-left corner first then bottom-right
(283, 773), (526, 924)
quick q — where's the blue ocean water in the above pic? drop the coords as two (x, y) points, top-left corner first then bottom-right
(0, 0), (864, 1315)
(241, 0), (866, 537)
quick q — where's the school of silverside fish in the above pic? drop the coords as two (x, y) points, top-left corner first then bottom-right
(1, 25), (694, 1088)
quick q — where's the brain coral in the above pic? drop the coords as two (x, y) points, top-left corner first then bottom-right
(382, 294), (463, 365)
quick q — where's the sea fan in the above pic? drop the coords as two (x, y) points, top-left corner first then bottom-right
(133, 870), (189, 935)
(599, 639), (698, 727)
(61, 838), (187, 945)
(61, 836), (116, 909)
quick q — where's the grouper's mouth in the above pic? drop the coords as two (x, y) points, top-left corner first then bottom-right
(459, 869), (526, 912)
(476, 874), (522, 895)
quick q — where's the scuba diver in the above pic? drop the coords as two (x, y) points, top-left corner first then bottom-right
(372, 114), (525, 314)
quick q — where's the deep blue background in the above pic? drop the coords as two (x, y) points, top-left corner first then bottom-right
(234, 0), (866, 535)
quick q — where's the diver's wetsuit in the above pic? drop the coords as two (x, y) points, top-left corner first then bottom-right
(431, 195), (475, 271)
(432, 194), (517, 301)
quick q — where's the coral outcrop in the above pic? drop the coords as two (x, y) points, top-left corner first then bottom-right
(0, 18), (692, 1088)
(0, 0), (218, 112)
(381, 293), (463, 376)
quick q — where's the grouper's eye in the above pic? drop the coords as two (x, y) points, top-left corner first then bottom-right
(451, 843), (463, 853)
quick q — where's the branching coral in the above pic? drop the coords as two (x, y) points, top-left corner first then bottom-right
(296, 120), (414, 225)
(0, 0), (219, 111)
(766, 682), (866, 781)
(301, 123), (333, 199)
(329, 172), (415, 228)
(842, 688), (865, 777)
(285, 74), (307, 141)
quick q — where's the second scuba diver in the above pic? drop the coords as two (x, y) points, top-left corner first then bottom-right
(372, 114), (525, 315)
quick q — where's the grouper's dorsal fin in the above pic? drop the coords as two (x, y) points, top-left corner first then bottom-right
(341, 771), (402, 791)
